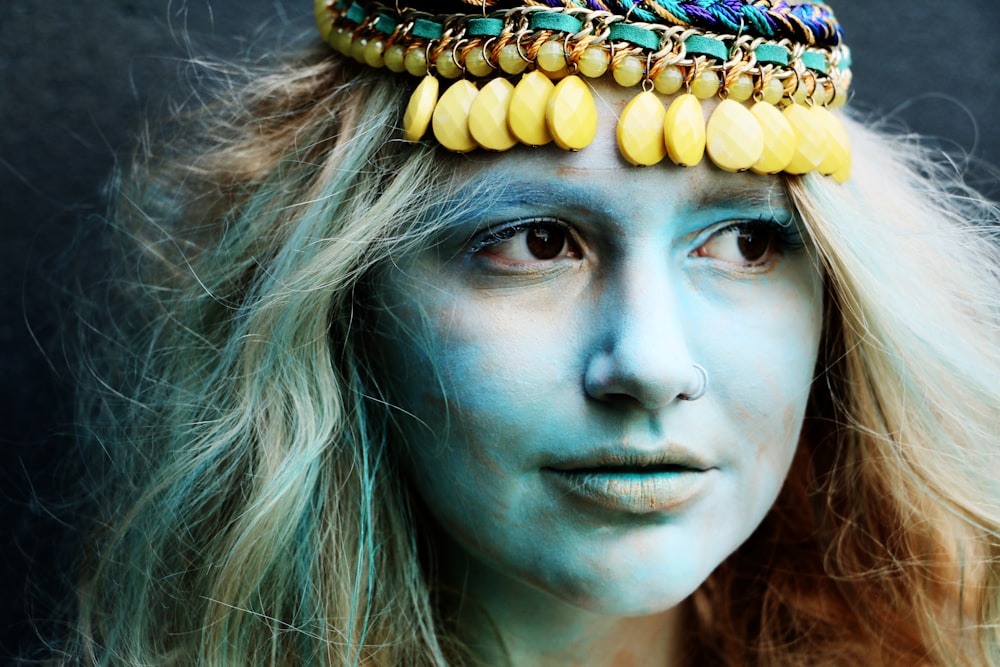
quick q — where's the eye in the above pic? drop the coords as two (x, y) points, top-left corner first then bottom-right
(472, 220), (582, 265)
(691, 220), (794, 267)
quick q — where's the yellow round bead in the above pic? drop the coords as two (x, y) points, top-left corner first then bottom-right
(364, 39), (385, 68)
(404, 49), (428, 77)
(792, 81), (809, 104)
(691, 70), (720, 99)
(706, 99), (764, 172)
(577, 46), (610, 78)
(762, 77), (784, 105)
(811, 83), (829, 106)
(664, 93), (706, 167)
(466, 48), (493, 77)
(653, 65), (684, 95)
(432, 80), (480, 152)
(402, 75), (439, 142)
(546, 75), (598, 150)
(315, 0), (333, 42)
(612, 55), (644, 88)
(384, 44), (407, 72)
(728, 73), (754, 102)
(469, 78), (518, 151)
(350, 36), (368, 63)
(829, 85), (848, 108)
(436, 50), (462, 79)
(537, 41), (567, 74)
(333, 27), (353, 55)
(617, 90), (667, 166)
(499, 44), (528, 75)
(508, 70), (554, 146)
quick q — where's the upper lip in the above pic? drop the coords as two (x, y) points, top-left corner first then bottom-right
(542, 447), (714, 474)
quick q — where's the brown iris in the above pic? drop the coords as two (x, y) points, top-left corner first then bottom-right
(736, 227), (772, 262)
(526, 226), (568, 260)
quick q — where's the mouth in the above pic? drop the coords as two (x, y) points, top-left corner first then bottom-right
(549, 462), (706, 475)
(542, 453), (715, 514)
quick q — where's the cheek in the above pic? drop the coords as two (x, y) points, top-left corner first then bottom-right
(693, 267), (822, 495)
(371, 286), (518, 483)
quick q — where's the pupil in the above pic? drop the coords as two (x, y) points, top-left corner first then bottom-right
(526, 227), (565, 259)
(737, 230), (771, 261)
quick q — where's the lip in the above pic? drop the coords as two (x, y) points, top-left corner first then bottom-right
(542, 449), (716, 514)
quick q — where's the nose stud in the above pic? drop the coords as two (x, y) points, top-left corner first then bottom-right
(678, 363), (708, 401)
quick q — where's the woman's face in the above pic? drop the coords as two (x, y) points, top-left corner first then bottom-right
(373, 80), (824, 617)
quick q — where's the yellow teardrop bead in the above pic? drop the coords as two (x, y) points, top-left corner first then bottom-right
(402, 76), (439, 142)
(811, 105), (850, 179)
(546, 75), (597, 151)
(432, 80), (479, 153)
(469, 78), (518, 152)
(617, 91), (667, 166)
(508, 71), (554, 146)
(830, 115), (852, 182)
(664, 93), (706, 167)
(782, 104), (829, 174)
(706, 99), (764, 172)
(832, 162), (851, 184)
(749, 101), (795, 174)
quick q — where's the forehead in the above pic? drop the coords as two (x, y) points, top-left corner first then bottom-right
(443, 77), (790, 218)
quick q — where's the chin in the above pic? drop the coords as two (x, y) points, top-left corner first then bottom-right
(516, 541), (719, 618)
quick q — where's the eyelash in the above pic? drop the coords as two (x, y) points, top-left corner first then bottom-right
(711, 218), (804, 251)
(466, 216), (803, 266)
(467, 217), (573, 255)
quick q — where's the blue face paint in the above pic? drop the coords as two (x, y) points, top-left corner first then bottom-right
(372, 81), (824, 661)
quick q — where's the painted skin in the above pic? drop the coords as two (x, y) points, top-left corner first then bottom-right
(372, 80), (824, 666)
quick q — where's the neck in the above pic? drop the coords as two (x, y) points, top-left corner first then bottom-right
(439, 550), (689, 667)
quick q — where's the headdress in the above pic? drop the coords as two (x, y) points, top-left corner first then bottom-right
(315, 0), (852, 181)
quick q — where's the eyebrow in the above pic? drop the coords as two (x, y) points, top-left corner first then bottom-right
(693, 182), (791, 213)
(487, 178), (614, 214)
(480, 177), (792, 211)
(453, 169), (792, 222)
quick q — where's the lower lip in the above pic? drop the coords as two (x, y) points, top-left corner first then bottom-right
(544, 469), (714, 514)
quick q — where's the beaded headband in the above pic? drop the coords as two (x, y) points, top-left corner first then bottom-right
(315, 0), (852, 181)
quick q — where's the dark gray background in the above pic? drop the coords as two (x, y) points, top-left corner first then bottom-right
(2, 0), (998, 659)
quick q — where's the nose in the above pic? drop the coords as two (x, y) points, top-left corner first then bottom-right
(583, 263), (703, 411)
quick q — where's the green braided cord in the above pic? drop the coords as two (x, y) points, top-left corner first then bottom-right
(331, 0), (847, 51)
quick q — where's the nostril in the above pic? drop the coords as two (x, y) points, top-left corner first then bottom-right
(583, 348), (698, 411)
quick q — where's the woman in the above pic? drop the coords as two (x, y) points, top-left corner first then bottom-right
(65, 0), (999, 665)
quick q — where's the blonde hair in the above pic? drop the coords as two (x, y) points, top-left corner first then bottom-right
(64, 48), (1000, 666)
